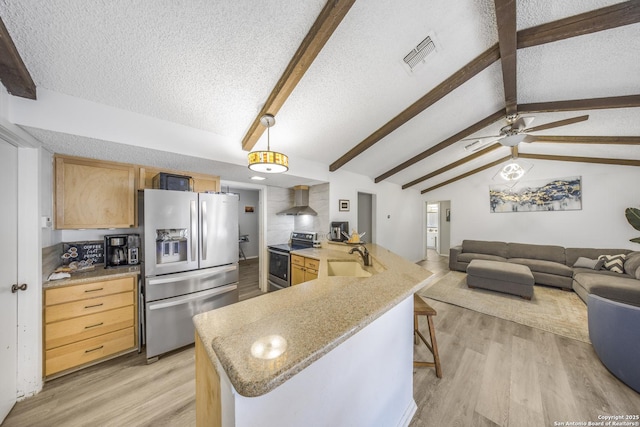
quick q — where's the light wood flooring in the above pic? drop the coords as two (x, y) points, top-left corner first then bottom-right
(5, 252), (639, 426)
(237, 257), (263, 301)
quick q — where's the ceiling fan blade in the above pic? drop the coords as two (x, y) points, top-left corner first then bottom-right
(461, 135), (502, 142)
(524, 114), (589, 133)
(520, 134), (536, 143)
(468, 139), (499, 152)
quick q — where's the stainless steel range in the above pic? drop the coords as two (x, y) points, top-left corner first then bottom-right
(267, 232), (317, 292)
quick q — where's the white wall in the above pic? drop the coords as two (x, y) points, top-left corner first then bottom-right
(329, 169), (424, 262)
(423, 160), (640, 250)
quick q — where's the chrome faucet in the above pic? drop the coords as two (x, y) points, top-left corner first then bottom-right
(349, 245), (371, 266)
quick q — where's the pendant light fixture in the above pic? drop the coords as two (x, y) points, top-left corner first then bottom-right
(247, 114), (289, 173)
(493, 147), (533, 187)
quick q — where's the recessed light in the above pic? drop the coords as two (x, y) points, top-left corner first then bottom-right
(250, 176), (266, 181)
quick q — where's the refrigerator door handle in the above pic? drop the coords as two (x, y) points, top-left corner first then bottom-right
(148, 283), (238, 311)
(146, 264), (238, 286)
(201, 200), (208, 260)
(190, 200), (197, 261)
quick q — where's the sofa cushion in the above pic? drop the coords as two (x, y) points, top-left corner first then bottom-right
(624, 252), (640, 279)
(565, 248), (631, 268)
(507, 258), (574, 277)
(462, 240), (508, 258)
(599, 254), (627, 274)
(508, 242), (565, 264)
(458, 252), (506, 263)
(573, 272), (640, 307)
(573, 256), (605, 270)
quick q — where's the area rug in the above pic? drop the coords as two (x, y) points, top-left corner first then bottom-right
(418, 271), (590, 343)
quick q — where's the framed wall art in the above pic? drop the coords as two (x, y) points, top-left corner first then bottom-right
(339, 199), (350, 212)
(489, 176), (582, 213)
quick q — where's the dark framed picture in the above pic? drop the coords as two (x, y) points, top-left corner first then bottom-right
(245, 206), (254, 213)
(446, 208), (450, 222)
(339, 199), (350, 212)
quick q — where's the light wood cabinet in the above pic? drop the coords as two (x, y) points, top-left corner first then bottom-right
(43, 275), (138, 378)
(138, 166), (220, 193)
(55, 155), (137, 229)
(55, 155), (222, 230)
(291, 255), (319, 285)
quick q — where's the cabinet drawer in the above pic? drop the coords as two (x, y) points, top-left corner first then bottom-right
(45, 327), (135, 376)
(45, 292), (133, 323)
(291, 254), (305, 267)
(305, 258), (319, 270)
(45, 277), (135, 306)
(45, 306), (134, 350)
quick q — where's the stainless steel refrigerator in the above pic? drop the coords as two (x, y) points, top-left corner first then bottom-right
(139, 189), (239, 361)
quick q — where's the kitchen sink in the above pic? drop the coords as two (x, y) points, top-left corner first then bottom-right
(326, 260), (373, 277)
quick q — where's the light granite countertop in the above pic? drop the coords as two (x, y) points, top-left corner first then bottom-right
(43, 264), (140, 289)
(193, 242), (432, 397)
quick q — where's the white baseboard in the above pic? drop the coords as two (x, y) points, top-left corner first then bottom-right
(398, 399), (418, 427)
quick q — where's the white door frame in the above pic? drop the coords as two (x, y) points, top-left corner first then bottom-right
(0, 119), (44, 404)
(0, 139), (18, 421)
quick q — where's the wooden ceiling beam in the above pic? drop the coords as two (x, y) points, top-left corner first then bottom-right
(330, 44), (501, 172)
(531, 135), (640, 145)
(0, 17), (36, 99)
(519, 153), (640, 167)
(519, 94), (640, 113)
(402, 143), (502, 189)
(241, 0), (356, 151)
(334, 2), (640, 175)
(517, 1), (640, 49)
(494, 0), (517, 116)
(375, 109), (505, 183)
(420, 156), (512, 194)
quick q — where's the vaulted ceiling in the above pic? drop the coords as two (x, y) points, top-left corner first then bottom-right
(1, 0), (639, 191)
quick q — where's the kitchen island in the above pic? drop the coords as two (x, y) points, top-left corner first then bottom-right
(193, 243), (432, 427)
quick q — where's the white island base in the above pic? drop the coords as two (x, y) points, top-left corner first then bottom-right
(196, 295), (416, 427)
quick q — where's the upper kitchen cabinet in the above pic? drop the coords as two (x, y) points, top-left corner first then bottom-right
(55, 155), (137, 229)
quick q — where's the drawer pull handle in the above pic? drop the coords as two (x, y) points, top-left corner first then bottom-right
(84, 322), (104, 329)
(84, 288), (104, 293)
(84, 303), (104, 309)
(85, 345), (104, 353)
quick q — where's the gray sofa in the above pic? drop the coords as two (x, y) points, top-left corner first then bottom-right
(450, 239), (640, 393)
(449, 240), (640, 307)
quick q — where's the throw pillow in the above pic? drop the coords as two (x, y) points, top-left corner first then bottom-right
(598, 254), (627, 274)
(573, 257), (604, 270)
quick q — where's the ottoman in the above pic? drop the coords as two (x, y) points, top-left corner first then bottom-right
(466, 259), (534, 300)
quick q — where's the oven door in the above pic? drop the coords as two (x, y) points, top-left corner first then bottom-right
(268, 248), (290, 291)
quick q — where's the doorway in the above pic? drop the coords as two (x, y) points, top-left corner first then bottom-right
(0, 139), (18, 422)
(357, 192), (375, 244)
(424, 200), (451, 259)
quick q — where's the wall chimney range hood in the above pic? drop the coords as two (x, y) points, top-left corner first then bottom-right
(277, 185), (318, 216)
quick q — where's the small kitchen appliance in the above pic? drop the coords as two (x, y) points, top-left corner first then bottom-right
(152, 172), (193, 191)
(329, 221), (349, 242)
(104, 233), (140, 267)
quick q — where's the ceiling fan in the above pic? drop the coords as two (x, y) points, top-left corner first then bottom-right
(463, 113), (590, 152)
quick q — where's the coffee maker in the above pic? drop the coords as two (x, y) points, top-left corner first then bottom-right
(105, 234), (140, 267)
(329, 221), (349, 242)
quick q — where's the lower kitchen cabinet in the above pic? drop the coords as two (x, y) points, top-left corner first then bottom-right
(291, 255), (319, 286)
(43, 275), (138, 379)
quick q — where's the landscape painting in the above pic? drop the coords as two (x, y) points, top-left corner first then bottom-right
(489, 176), (582, 213)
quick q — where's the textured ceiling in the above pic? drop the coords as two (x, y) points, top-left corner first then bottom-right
(1, 0), (639, 190)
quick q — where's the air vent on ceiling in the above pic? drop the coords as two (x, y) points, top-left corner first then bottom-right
(403, 35), (436, 72)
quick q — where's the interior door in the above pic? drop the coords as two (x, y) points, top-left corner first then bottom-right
(0, 140), (18, 422)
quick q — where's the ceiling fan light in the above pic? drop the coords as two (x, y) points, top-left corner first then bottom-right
(500, 162), (525, 180)
(501, 133), (528, 147)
